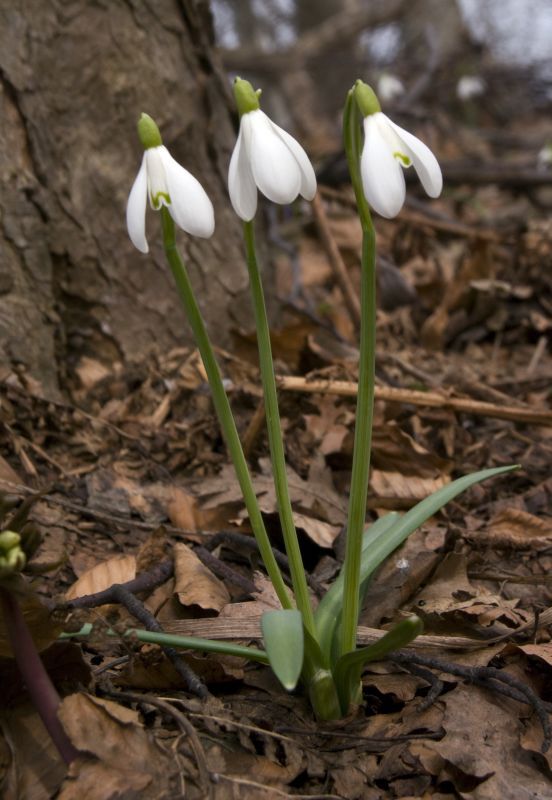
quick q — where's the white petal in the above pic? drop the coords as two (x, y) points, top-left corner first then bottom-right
(228, 120), (257, 221)
(361, 116), (406, 218)
(248, 110), (301, 205)
(126, 154), (149, 253)
(265, 116), (317, 201)
(384, 115), (443, 198)
(159, 147), (215, 238)
(145, 146), (169, 208)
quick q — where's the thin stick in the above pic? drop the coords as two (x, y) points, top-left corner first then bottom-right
(311, 193), (361, 328)
(276, 375), (552, 427)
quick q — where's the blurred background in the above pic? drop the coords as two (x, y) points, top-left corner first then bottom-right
(212, 0), (551, 145)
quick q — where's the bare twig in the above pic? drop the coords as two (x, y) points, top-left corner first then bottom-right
(62, 560), (174, 609)
(60, 566), (207, 699)
(276, 375), (552, 427)
(311, 193), (361, 328)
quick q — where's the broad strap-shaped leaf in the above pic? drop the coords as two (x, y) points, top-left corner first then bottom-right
(314, 513), (400, 659)
(261, 609), (304, 691)
(334, 616), (423, 713)
(315, 464), (518, 663)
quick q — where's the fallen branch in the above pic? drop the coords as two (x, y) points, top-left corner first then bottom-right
(276, 375), (552, 427)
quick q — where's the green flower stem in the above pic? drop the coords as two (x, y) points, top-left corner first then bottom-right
(62, 623), (270, 663)
(243, 220), (315, 638)
(339, 91), (377, 657)
(160, 208), (291, 611)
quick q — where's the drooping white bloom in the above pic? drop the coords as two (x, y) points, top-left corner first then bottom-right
(377, 74), (405, 104)
(360, 112), (442, 219)
(456, 75), (486, 101)
(127, 145), (214, 253)
(228, 108), (317, 221)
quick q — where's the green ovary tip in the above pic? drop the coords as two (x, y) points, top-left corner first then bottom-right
(233, 77), (261, 116)
(137, 113), (162, 150)
(353, 80), (381, 117)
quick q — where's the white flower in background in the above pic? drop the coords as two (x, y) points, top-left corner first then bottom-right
(537, 142), (552, 170)
(377, 74), (405, 104)
(228, 78), (317, 221)
(456, 75), (486, 101)
(126, 113), (214, 253)
(354, 80), (442, 219)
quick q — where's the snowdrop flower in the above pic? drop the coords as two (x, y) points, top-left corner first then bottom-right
(377, 73), (405, 104)
(228, 78), (316, 221)
(127, 113), (214, 253)
(456, 75), (486, 101)
(354, 80), (442, 219)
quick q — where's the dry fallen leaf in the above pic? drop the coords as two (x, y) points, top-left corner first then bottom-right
(58, 693), (174, 800)
(430, 685), (551, 799)
(173, 542), (230, 612)
(65, 555), (136, 602)
(0, 703), (67, 800)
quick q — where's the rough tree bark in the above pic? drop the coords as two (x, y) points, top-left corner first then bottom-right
(0, 0), (254, 398)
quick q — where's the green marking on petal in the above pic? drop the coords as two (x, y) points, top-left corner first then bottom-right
(393, 151), (412, 167)
(152, 191), (170, 209)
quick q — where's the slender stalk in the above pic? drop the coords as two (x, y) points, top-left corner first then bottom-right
(0, 588), (79, 765)
(62, 622), (270, 664)
(338, 92), (377, 657)
(160, 208), (291, 610)
(243, 220), (315, 637)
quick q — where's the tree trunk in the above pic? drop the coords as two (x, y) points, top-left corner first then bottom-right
(0, 0), (252, 398)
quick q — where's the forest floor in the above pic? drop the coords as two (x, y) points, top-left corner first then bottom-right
(1, 105), (552, 799)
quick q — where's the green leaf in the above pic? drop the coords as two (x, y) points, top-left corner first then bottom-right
(315, 464), (519, 664)
(261, 609), (304, 691)
(314, 513), (400, 659)
(334, 616), (423, 713)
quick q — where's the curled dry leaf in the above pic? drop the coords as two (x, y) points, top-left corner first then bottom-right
(483, 508), (552, 549)
(173, 542), (230, 612)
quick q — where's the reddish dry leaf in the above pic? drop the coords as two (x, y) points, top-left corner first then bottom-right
(173, 542), (230, 612)
(65, 555), (136, 602)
